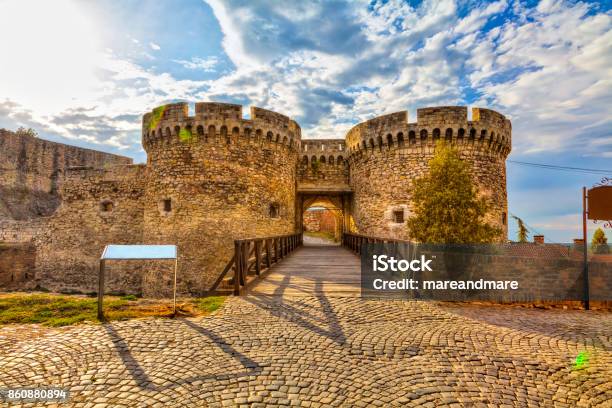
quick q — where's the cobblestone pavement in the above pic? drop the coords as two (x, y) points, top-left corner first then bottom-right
(0, 296), (610, 407)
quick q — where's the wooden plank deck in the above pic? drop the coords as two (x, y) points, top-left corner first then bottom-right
(248, 245), (362, 297)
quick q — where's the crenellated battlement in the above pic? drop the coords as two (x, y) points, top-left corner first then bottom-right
(196, 102), (242, 120)
(19, 100), (511, 295)
(142, 102), (302, 154)
(64, 164), (146, 179)
(344, 106), (511, 159)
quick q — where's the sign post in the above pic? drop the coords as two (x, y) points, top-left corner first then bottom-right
(173, 257), (178, 314)
(97, 259), (105, 320)
(583, 184), (612, 310)
(582, 187), (589, 310)
(98, 245), (178, 320)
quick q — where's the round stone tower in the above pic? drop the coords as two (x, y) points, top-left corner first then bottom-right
(141, 102), (301, 295)
(345, 106), (511, 241)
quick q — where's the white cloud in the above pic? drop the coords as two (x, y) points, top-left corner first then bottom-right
(0, 0), (102, 115)
(0, 0), (610, 165)
(200, 0), (611, 158)
(462, 1), (612, 156)
(173, 56), (219, 71)
(455, 0), (508, 35)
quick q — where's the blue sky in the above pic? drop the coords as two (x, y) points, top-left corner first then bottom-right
(0, 0), (610, 242)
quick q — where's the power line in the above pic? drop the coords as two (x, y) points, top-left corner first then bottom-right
(509, 212), (571, 245)
(507, 160), (612, 175)
(509, 213), (544, 238)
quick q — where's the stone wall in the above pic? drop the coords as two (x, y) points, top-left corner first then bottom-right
(346, 106), (510, 240)
(33, 165), (147, 294)
(0, 129), (132, 220)
(0, 219), (44, 243)
(298, 139), (349, 189)
(303, 211), (320, 232)
(424, 252), (611, 302)
(318, 210), (337, 234)
(303, 209), (336, 234)
(0, 243), (36, 287)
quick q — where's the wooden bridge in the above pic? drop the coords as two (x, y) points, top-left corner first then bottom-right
(210, 232), (405, 297)
(249, 245), (361, 297)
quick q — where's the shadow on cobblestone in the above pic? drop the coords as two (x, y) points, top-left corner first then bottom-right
(103, 324), (157, 390)
(180, 319), (262, 372)
(103, 320), (264, 392)
(245, 281), (347, 346)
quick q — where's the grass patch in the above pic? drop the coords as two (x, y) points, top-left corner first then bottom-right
(192, 296), (225, 313)
(0, 294), (124, 327)
(0, 293), (226, 327)
(120, 294), (138, 301)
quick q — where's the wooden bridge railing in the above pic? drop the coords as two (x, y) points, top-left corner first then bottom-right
(210, 232), (303, 295)
(342, 232), (411, 255)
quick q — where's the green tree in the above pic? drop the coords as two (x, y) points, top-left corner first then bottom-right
(15, 127), (38, 138)
(406, 142), (501, 244)
(511, 215), (529, 243)
(591, 228), (609, 254)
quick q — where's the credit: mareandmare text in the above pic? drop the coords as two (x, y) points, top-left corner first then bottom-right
(370, 254), (519, 291)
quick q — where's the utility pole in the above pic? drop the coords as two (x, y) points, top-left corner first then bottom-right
(582, 187), (589, 310)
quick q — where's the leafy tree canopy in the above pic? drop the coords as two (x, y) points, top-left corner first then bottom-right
(406, 142), (501, 244)
(591, 227), (609, 254)
(15, 127), (38, 138)
(511, 215), (529, 243)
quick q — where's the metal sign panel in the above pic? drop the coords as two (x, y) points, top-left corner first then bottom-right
(588, 186), (612, 220)
(101, 245), (177, 260)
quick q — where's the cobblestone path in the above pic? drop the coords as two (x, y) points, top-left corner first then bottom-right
(0, 296), (610, 407)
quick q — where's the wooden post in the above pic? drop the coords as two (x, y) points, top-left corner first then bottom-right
(265, 239), (271, 268)
(97, 259), (105, 321)
(274, 239), (279, 263)
(240, 242), (247, 286)
(234, 241), (241, 295)
(255, 241), (261, 276)
(173, 256), (178, 315)
(583, 187), (590, 310)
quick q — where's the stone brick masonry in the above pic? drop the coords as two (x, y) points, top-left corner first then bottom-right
(0, 103), (511, 295)
(0, 129), (132, 289)
(303, 209), (337, 236)
(0, 128), (132, 219)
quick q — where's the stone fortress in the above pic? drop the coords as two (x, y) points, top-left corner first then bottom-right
(0, 102), (511, 296)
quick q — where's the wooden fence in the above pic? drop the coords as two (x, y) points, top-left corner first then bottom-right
(342, 232), (410, 254)
(210, 232), (303, 295)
